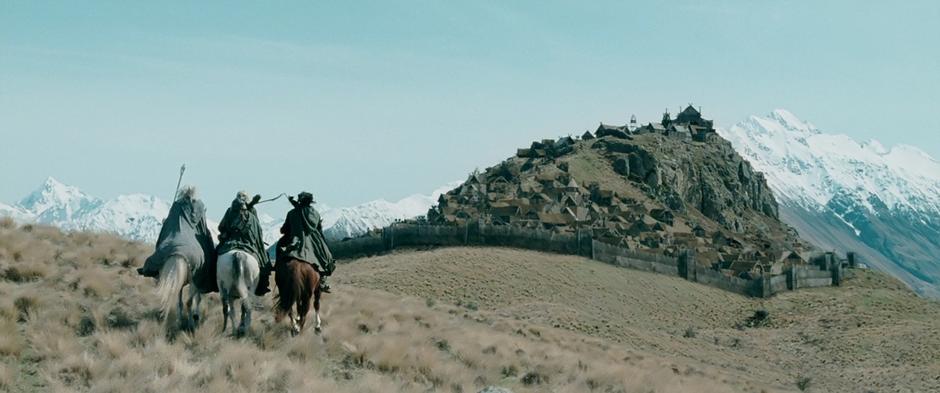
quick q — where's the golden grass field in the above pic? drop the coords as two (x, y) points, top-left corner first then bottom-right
(1, 218), (938, 392)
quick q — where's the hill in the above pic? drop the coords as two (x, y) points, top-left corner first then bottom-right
(2, 221), (938, 392)
(428, 108), (807, 268)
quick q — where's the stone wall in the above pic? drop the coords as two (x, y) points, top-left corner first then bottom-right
(328, 222), (846, 298)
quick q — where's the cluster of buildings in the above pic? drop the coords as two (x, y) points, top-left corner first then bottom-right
(596, 105), (718, 142)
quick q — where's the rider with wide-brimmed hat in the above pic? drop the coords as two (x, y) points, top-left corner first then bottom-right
(276, 191), (334, 293)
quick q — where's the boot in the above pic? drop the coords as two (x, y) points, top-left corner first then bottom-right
(255, 265), (272, 296)
(137, 267), (158, 279)
(318, 275), (331, 293)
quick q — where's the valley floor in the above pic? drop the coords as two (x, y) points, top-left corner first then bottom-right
(1, 222), (938, 392)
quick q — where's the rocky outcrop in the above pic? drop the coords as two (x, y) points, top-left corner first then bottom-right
(592, 134), (780, 232)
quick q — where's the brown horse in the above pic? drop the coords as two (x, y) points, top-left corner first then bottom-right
(273, 258), (323, 335)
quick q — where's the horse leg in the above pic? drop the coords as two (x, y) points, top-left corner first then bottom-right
(230, 298), (240, 336)
(187, 289), (200, 328)
(238, 299), (251, 337)
(221, 291), (230, 334)
(177, 285), (187, 330)
(186, 289), (198, 331)
(297, 293), (311, 334)
(287, 308), (299, 336)
(195, 291), (204, 326)
(313, 287), (322, 334)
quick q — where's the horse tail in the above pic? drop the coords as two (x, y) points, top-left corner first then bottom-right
(234, 251), (249, 299)
(273, 260), (292, 318)
(157, 256), (188, 317)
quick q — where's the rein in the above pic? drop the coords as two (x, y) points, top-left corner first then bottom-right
(255, 193), (288, 205)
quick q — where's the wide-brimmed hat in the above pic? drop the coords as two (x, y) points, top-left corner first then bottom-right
(297, 192), (315, 205)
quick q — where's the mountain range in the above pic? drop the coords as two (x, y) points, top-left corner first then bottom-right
(0, 177), (458, 246)
(1, 178), (171, 242)
(720, 110), (940, 297)
(321, 182), (460, 241)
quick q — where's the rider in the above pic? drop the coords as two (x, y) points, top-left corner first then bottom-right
(277, 191), (334, 293)
(217, 191), (273, 296)
(137, 186), (217, 292)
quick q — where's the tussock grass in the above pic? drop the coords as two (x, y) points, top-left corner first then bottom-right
(0, 362), (13, 389)
(2, 223), (938, 392)
(341, 247), (940, 393)
(1, 223), (765, 393)
(0, 319), (24, 357)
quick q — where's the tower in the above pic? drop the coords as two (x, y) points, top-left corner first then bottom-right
(629, 114), (637, 131)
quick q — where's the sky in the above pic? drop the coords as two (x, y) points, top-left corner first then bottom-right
(2, 1), (939, 218)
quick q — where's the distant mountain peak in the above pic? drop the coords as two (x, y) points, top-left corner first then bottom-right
(721, 109), (940, 298)
(16, 176), (101, 224)
(861, 139), (889, 155)
(769, 109), (818, 133)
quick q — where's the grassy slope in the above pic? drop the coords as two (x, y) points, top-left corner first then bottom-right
(340, 247), (940, 392)
(1, 220), (938, 392)
(0, 222), (776, 393)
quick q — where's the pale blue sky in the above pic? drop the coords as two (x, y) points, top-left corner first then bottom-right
(2, 1), (938, 218)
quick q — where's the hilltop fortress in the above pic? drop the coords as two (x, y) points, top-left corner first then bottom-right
(596, 105), (718, 142)
(426, 105), (820, 278)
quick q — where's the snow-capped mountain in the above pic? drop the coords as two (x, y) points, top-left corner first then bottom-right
(720, 110), (940, 297)
(18, 177), (103, 226)
(1, 177), (458, 246)
(65, 194), (171, 243)
(0, 202), (32, 222)
(322, 182), (461, 240)
(3, 177), (172, 242)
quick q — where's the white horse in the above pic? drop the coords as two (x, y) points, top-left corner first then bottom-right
(217, 249), (261, 336)
(157, 255), (208, 331)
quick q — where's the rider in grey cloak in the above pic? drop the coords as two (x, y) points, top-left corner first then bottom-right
(137, 186), (218, 292)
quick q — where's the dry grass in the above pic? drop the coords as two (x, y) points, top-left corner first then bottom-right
(0, 362), (13, 390)
(0, 223), (784, 393)
(1, 223), (938, 392)
(341, 247), (940, 392)
(0, 319), (23, 357)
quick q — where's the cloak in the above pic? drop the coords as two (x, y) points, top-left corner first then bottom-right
(140, 197), (218, 292)
(281, 205), (334, 273)
(217, 199), (271, 268)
